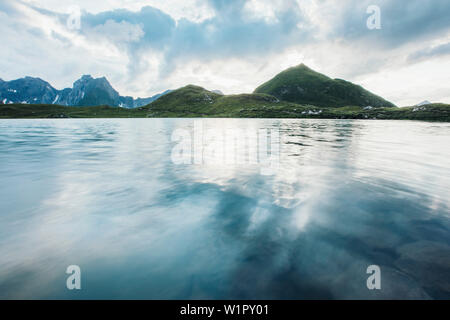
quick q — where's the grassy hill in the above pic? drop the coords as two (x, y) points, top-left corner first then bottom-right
(254, 64), (396, 108)
(145, 85), (301, 117)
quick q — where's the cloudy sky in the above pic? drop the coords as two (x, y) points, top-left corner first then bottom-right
(1, 0), (449, 106)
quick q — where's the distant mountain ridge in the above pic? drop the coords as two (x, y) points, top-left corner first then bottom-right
(416, 100), (431, 106)
(0, 75), (170, 108)
(254, 64), (396, 108)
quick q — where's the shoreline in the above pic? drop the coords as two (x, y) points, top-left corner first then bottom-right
(1, 103), (449, 122)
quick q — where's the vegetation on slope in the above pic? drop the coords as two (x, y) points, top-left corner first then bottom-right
(0, 104), (148, 118)
(2, 98), (448, 122)
(254, 64), (396, 108)
(146, 85), (298, 117)
(2, 64), (448, 121)
(1, 84), (449, 121)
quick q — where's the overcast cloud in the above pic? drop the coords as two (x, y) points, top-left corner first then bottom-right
(1, 0), (449, 105)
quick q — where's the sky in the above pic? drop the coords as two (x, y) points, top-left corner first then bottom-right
(0, 0), (449, 106)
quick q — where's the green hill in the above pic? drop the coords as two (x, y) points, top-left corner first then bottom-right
(143, 85), (447, 120)
(254, 64), (396, 108)
(145, 85), (301, 117)
(145, 85), (222, 116)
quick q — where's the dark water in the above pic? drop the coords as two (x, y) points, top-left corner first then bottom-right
(0, 118), (449, 299)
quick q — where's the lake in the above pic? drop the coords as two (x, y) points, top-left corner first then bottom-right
(0, 118), (449, 299)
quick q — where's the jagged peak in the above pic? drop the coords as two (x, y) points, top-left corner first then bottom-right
(74, 75), (92, 86)
(74, 75), (113, 89)
(22, 76), (46, 82)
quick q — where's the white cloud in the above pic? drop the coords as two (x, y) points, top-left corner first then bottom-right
(1, 0), (450, 105)
(89, 19), (144, 44)
(22, 0), (215, 22)
(359, 58), (450, 106)
(0, 2), (128, 90)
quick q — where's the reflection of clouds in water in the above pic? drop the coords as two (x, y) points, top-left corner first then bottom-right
(176, 120), (363, 241)
(0, 120), (176, 298)
(0, 119), (449, 299)
(170, 119), (450, 298)
(173, 119), (359, 207)
(216, 179), (442, 299)
(352, 120), (450, 209)
(395, 241), (450, 296)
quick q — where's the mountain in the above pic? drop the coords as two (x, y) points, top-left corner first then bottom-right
(0, 76), (59, 105)
(416, 100), (431, 106)
(134, 90), (173, 107)
(54, 75), (122, 107)
(254, 64), (396, 108)
(0, 75), (169, 108)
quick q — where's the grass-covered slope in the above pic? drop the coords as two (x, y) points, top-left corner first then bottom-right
(145, 85), (222, 116)
(254, 64), (396, 108)
(0, 104), (148, 118)
(145, 85), (298, 117)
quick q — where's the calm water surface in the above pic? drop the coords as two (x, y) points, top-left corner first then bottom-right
(0, 118), (449, 299)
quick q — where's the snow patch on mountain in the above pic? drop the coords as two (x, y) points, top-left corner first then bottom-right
(415, 100), (431, 106)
